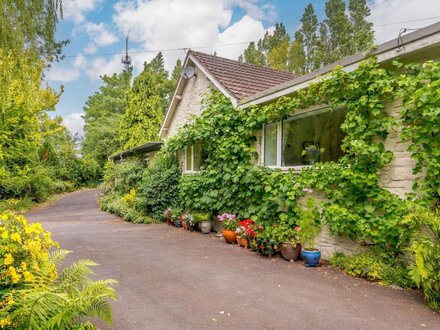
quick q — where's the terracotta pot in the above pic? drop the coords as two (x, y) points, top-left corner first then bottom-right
(165, 219), (172, 226)
(223, 230), (237, 244)
(182, 221), (189, 230)
(200, 221), (212, 234)
(237, 237), (249, 249)
(279, 243), (302, 261)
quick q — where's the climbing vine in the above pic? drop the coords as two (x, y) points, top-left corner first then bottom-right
(164, 57), (439, 256)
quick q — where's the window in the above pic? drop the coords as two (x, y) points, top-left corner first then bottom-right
(263, 122), (277, 166)
(180, 143), (205, 173)
(262, 107), (347, 168)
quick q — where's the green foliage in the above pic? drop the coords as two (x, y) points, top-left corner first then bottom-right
(297, 199), (321, 249)
(10, 251), (117, 329)
(270, 222), (300, 245)
(0, 0), (65, 61)
(402, 208), (440, 311)
(330, 252), (415, 288)
(0, 213), (116, 328)
(136, 153), (181, 219)
(82, 70), (132, 171)
(398, 61), (440, 206)
(120, 53), (174, 149)
(192, 211), (211, 222)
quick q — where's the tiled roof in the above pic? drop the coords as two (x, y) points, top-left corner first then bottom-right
(189, 51), (299, 101)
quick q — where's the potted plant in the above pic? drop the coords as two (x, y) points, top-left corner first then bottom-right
(193, 211), (212, 234)
(235, 220), (254, 248)
(255, 226), (278, 257)
(249, 224), (264, 251)
(298, 199), (322, 267)
(271, 223), (302, 261)
(182, 213), (193, 231)
(171, 208), (182, 227)
(217, 213), (238, 243)
(164, 208), (173, 226)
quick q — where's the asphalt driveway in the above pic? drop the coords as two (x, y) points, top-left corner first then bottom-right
(26, 189), (440, 330)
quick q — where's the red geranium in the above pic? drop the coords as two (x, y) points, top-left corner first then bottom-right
(238, 219), (254, 228)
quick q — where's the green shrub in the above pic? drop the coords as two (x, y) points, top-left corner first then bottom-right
(136, 153), (181, 220)
(403, 209), (440, 311)
(100, 194), (156, 224)
(330, 252), (415, 288)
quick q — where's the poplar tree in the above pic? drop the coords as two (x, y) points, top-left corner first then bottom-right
(348, 0), (374, 53)
(242, 42), (266, 66)
(296, 4), (318, 72)
(324, 0), (353, 63)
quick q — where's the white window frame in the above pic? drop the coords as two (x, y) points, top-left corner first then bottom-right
(261, 106), (332, 171)
(183, 145), (195, 174)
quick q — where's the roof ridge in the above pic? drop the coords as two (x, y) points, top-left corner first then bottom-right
(189, 50), (297, 77)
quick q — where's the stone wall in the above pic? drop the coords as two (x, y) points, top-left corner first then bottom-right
(165, 66), (213, 140)
(378, 99), (418, 197)
(297, 100), (417, 260)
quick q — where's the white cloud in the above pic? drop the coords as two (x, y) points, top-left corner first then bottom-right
(85, 22), (119, 47)
(227, 0), (276, 22)
(86, 55), (123, 80)
(112, 0), (273, 71)
(45, 55), (87, 83)
(63, 0), (102, 24)
(370, 0), (440, 43)
(63, 112), (85, 135)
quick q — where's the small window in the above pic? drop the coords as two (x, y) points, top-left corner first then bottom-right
(183, 143), (205, 173)
(264, 122), (278, 166)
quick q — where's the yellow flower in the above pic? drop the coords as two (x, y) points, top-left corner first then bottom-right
(10, 232), (21, 243)
(1, 230), (7, 240)
(4, 253), (13, 265)
(8, 266), (20, 284)
(0, 315), (11, 327)
(21, 262), (28, 270)
(23, 271), (35, 283)
(6, 295), (14, 306)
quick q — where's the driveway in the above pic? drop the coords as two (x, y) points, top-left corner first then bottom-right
(26, 189), (440, 330)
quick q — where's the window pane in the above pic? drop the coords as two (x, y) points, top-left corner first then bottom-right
(177, 150), (185, 170)
(194, 143), (203, 171)
(186, 147), (192, 171)
(264, 123), (277, 166)
(282, 108), (347, 166)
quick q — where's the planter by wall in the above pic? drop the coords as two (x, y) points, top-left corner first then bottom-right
(279, 243), (301, 261)
(223, 230), (237, 244)
(199, 221), (212, 234)
(237, 237), (249, 249)
(301, 249), (321, 267)
(212, 220), (223, 233)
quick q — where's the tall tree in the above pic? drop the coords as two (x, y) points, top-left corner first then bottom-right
(171, 59), (182, 86)
(0, 0), (65, 61)
(348, 0), (374, 53)
(267, 39), (305, 74)
(242, 42), (266, 67)
(315, 22), (330, 68)
(82, 70), (132, 168)
(296, 4), (318, 72)
(323, 0), (353, 63)
(119, 53), (170, 149)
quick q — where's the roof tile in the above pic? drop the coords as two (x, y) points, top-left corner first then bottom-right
(190, 51), (299, 100)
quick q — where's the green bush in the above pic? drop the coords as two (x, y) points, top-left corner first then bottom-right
(403, 209), (440, 311)
(100, 193), (156, 224)
(330, 252), (415, 288)
(136, 153), (181, 220)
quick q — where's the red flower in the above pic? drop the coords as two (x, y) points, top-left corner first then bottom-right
(238, 219), (254, 228)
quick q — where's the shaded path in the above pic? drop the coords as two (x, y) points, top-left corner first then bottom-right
(27, 189), (439, 330)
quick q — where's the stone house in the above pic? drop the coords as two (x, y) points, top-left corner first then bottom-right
(131, 22), (440, 258)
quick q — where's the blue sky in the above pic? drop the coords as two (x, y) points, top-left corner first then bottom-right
(45, 0), (440, 135)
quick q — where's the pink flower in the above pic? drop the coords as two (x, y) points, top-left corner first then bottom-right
(294, 226), (301, 232)
(302, 188), (313, 193)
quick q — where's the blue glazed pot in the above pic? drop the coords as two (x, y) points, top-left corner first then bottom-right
(301, 249), (321, 267)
